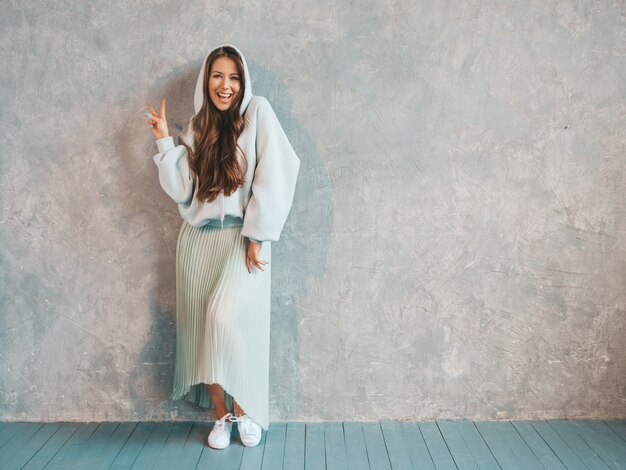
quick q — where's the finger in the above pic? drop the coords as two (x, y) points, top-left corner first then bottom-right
(160, 97), (166, 117)
(147, 104), (160, 117)
(146, 114), (159, 124)
(252, 260), (265, 271)
(251, 256), (269, 265)
(246, 257), (251, 273)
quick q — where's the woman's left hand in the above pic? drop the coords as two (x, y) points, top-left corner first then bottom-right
(247, 241), (269, 273)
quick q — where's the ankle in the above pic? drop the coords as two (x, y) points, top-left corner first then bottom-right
(215, 410), (231, 420)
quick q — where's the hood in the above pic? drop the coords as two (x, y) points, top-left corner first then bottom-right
(186, 43), (253, 229)
(193, 43), (253, 117)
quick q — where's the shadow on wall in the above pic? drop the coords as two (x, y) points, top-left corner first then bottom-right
(112, 53), (332, 422)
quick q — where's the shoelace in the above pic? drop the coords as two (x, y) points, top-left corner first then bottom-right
(228, 414), (254, 433)
(214, 412), (232, 431)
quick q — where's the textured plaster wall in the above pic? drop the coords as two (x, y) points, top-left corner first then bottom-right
(1, 1), (624, 423)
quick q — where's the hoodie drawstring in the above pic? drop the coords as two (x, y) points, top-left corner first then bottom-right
(219, 191), (224, 228)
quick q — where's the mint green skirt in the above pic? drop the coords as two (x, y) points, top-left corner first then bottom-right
(170, 220), (272, 431)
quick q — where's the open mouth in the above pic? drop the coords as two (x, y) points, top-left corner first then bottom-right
(217, 92), (232, 103)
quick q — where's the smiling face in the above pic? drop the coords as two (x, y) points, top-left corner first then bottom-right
(208, 56), (241, 112)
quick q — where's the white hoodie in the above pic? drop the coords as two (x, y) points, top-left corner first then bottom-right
(152, 43), (301, 243)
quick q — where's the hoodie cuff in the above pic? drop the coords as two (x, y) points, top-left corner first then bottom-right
(249, 237), (263, 244)
(156, 136), (175, 155)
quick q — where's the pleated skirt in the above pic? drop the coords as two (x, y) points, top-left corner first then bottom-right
(170, 219), (272, 431)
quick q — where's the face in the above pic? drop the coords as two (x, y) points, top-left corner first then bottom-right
(208, 56), (241, 111)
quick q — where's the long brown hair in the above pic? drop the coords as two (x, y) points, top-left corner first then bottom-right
(181, 46), (248, 203)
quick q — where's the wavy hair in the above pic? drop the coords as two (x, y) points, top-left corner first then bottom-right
(181, 46), (248, 203)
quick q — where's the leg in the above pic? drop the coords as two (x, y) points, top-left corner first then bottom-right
(207, 383), (230, 420)
(233, 399), (246, 417)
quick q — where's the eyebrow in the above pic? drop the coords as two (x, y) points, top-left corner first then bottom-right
(212, 71), (239, 76)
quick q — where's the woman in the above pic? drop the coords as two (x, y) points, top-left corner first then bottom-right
(145, 43), (300, 449)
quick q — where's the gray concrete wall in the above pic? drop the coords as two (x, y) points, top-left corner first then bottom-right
(1, 0), (624, 423)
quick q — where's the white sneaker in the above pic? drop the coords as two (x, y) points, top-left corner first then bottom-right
(207, 412), (234, 449)
(229, 414), (262, 447)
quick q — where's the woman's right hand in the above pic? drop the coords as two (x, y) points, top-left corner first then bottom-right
(146, 98), (169, 140)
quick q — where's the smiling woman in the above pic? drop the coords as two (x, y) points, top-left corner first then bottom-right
(208, 57), (240, 110)
(145, 43), (300, 450)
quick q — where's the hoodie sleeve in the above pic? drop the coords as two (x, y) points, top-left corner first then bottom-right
(241, 98), (301, 242)
(152, 135), (195, 205)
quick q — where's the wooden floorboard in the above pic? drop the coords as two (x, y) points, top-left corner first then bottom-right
(22, 422), (81, 469)
(44, 422), (100, 469)
(437, 420), (483, 469)
(325, 422), (349, 470)
(344, 422), (370, 470)
(399, 421), (436, 469)
(282, 422), (305, 470)
(152, 421), (194, 469)
(510, 420), (567, 469)
(568, 420), (626, 470)
(0, 423), (45, 464)
(476, 420), (546, 469)
(419, 421), (458, 469)
(108, 422), (156, 469)
(380, 421), (412, 470)
(362, 422), (393, 470)
(3, 423), (62, 469)
(305, 422), (326, 470)
(239, 424), (268, 470)
(547, 419), (613, 469)
(128, 421), (174, 469)
(606, 420), (626, 442)
(0, 419), (623, 469)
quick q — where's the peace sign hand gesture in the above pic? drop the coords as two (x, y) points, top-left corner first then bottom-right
(145, 98), (169, 140)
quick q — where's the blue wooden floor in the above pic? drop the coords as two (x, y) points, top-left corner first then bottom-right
(0, 419), (624, 469)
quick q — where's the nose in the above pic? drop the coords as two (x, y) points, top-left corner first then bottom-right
(218, 79), (231, 91)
